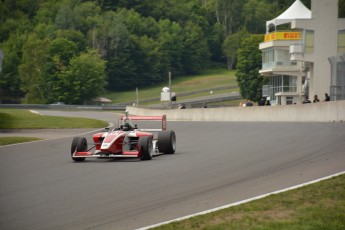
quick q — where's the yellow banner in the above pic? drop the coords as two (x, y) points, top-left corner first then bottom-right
(265, 32), (301, 42)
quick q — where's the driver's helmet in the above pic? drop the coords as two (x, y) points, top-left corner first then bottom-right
(122, 122), (131, 131)
(121, 116), (133, 130)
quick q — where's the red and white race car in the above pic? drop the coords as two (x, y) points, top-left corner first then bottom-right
(70, 114), (176, 161)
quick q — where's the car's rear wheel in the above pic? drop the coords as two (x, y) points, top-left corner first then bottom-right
(158, 130), (176, 154)
(139, 136), (153, 160)
(71, 137), (87, 162)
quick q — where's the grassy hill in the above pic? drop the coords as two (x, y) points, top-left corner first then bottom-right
(102, 69), (238, 105)
(0, 109), (108, 129)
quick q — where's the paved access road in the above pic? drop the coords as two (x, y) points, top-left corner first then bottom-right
(1, 111), (345, 230)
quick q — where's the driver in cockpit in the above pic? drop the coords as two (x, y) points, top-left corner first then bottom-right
(121, 122), (133, 131)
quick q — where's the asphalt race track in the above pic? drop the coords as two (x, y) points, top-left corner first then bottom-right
(1, 111), (345, 230)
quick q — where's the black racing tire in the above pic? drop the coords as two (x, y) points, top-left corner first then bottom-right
(158, 130), (176, 154)
(138, 136), (153, 160)
(71, 137), (87, 162)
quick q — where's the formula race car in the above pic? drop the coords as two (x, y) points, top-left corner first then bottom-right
(70, 113), (176, 161)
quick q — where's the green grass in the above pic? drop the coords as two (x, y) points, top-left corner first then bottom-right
(0, 109), (109, 129)
(139, 89), (241, 106)
(103, 69), (237, 104)
(0, 137), (42, 145)
(152, 174), (345, 230)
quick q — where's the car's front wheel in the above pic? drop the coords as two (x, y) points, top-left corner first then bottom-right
(71, 137), (87, 162)
(139, 136), (153, 160)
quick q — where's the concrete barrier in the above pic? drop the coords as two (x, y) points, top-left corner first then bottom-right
(127, 100), (345, 122)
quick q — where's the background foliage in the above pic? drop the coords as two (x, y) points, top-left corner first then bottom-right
(236, 34), (267, 102)
(1, 0), (342, 104)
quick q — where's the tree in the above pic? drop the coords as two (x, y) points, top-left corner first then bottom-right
(133, 35), (161, 84)
(206, 21), (225, 64)
(243, 0), (276, 34)
(19, 34), (51, 103)
(55, 0), (100, 33)
(2, 0), (307, 100)
(34, 0), (61, 25)
(236, 34), (266, 102)
(91, 11), (129, 59)
(43, 37), (79, 102)
(56, 29), (87, 53)
(213, 0), (246, 69)
(119, 8), (158, 38)
(181, 21), (210, 74)
(266, 0), (310, 11)
(55, 1), (73, 30)
(105, 39), (141, 90)
(215, 0), (245, 37)
(340, 0), (345, 18)
(49, 38), (78, 68)
(72, 1), (101, 34)
(0, 15), (33, 43)
(53, 49), (106, 104)
(0, 33), (26, 102)
(156, 19), (183, 76)
(222, 28), (249, 69)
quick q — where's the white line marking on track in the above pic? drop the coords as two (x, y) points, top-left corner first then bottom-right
(29, 110), (44, 115)
(136, 171), (345, 230)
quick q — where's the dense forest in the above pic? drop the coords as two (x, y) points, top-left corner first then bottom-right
(0, 0), (343, 104)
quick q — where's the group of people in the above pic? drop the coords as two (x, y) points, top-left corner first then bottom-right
(239, 98), (269, 107)
(239, 98), (271, 107)
(179, 93), (330, 108)
(239, 93), (330, 106)
(303, 93), (330, 104)
(177, 103), (208, 109)
(258, 97), (271, 106)
(239, 99), (253, 107)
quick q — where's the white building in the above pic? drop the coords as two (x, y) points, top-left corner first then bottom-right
(259, 0), (345, 105)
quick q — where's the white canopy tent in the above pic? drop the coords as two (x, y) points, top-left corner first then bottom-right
(266, 0), (311, 33)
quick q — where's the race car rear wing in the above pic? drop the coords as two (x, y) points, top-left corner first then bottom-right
(119, 114), (167, 131)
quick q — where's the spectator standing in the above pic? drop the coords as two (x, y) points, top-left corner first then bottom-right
(258, 97), (266, 106)
(313, 95), (320, 103)
(265, 97), (271, 106)
(303, 96), (311, 104)
(324, 93), (330, 101)
(245, 99), (253, 106)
